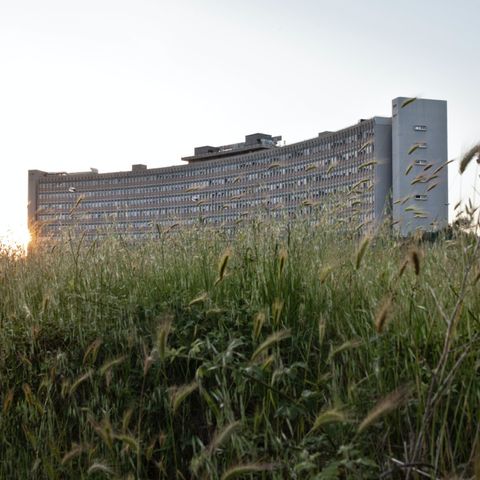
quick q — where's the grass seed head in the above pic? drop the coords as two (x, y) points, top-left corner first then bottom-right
(207, 420), (242, 455)
(143, 353), (155, 377)
(252, 311), (266, 339)
(374, 296), (393, 334)
(69, 370), (93, 396)
(311, 408), (348, 432)
(113, 433), (140, 454)
(358, 384), (411, 433)
(271, 297), (284, 326)
(61, 443), (85, 465)
(99, 356), (127, 377)
(189, 292), (208, 306)
(218, 248), (232, 281)
(87, 462), (115, 476)
(328, 338), (362, 360)
(355, 236), (371, 270)
(278, 247), (288, 276)
(2, 388), (14, 415)
(409, 249), (421, 275)
(169, 381), (199, 415)
(408, 144), (421, 155)
(121, 408), (133, 432)
(157, 315), (173, 362)
(401, 97), (417, 108)
(318, 316), (326, 347)
(459, 144), (480, 174)
(319, 265), (333, 284)
(251, 329), (291, 362)
(398, 259), (408, 278)
(82, 338), (103, 365)
(474, 442), (480, 480)
(221, 463), (276, 480)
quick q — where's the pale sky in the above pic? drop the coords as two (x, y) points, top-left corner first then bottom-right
(1, 0), (479, 245)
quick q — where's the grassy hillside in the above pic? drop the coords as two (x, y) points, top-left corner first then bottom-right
(0, 220), (479, 479)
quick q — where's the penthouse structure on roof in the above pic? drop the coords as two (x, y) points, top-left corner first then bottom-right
(182, 133), (283, 162)
(28, 96), (448, 242)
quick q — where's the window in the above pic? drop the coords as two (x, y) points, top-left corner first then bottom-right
(414, 125), (427, 131)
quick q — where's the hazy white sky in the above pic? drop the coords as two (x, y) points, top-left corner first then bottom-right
(1, 0), (479, 244)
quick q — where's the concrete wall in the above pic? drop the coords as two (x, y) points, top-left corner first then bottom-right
(27, 170), (43, 226)
(28, 170), (46, 242)
(392, 97), (448, 235)
(373, 116), (393, 224)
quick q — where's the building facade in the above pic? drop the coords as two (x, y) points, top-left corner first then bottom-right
(28, 97), (448, 241)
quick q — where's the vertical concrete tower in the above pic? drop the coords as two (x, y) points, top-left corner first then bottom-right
(372, 117), (393, 224)
(392, 97), (448, 235)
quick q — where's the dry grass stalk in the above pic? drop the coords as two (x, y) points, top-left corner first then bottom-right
(87, 462), (115, 476)
(278, 247), (288, 276)
(408, 144), (421, 155)
(169, 381), (198, 414)
(252, 311), (266, 339)
(189, 292), (208, 306)
(143, 353), (155, 377)
(398, 259), (409, 278)
(311, 408), (347, 432)
(69, 370), (93, 396)
(61, 443), (86, 465)
(474, 443), (480, 480)
(157, 315), (173, 361)
(207, 420), (242, 455)
(409, 249), (421, 275)
(251, 329), (291, 362)
(113, 433), (140, 454)
(215, 248), (232, 285)
(358, 384), (411, 433)
(82, 338), (103, 365)
(2, 388), (14, 415)
(99, 356), (127, 377)
(459, 144), (480, 174)
(401, 97), (417, 108)
(122, 408), (134, 432)
(271, 297), (284, 326)
(328, 338), (362, 360)
(355, 236), (371, 270)
(318, 316), (326, 347)
(221, 463), (276, 480)
(319, 265), (333, 283)
(374, 296), (393, 333)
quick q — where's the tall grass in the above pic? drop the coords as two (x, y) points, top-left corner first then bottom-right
(0, 217), (479, 479)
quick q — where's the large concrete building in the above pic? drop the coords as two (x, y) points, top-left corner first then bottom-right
(28, 97), (448, 241)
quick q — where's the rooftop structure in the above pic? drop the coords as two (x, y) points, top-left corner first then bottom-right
(28, 97), (448, 242)
(182, 133), (282, 162)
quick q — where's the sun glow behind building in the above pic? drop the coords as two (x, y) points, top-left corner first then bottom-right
(0, 226), (32, 253)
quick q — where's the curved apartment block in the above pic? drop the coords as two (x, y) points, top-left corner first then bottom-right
(28, 97), (448, 241)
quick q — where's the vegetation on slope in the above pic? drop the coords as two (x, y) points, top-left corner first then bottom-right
(0, 219), (479, 479)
